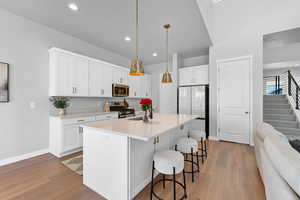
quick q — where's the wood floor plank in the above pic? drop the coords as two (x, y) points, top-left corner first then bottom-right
(0, 141), (265, 200)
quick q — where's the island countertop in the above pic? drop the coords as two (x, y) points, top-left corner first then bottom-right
(82, 113), (197, 141)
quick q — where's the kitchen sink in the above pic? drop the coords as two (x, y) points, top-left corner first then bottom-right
(127, 116), (143, 121)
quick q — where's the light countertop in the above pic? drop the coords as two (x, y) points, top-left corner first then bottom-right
(50, 111), (118, 119)
(82, 113), (197, 141)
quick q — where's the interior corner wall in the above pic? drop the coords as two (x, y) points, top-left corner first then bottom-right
(0, 8), (130, 161)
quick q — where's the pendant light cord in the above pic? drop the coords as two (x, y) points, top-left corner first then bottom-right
(166, 26), (169, 72)
(136, 0), (139, 60)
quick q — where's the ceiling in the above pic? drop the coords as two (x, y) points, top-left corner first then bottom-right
(0, 0), (211, 65)
(264, 27), (300, 49)
(264, 61), (300, 70)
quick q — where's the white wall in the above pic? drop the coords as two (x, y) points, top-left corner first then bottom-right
(264, 42), (300, 64)
(207, 0), (300, 140)
(182, 55), (209, 67)
(0, 8), (130, 161)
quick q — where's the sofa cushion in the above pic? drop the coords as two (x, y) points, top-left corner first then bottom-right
(264, 133), (300, 197)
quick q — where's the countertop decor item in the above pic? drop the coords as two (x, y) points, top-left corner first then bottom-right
(161, 24), (173, 83)
(103, 102), (110, 112)
(0, 62), (9, 102)
(50, 96), (70, 115)
(140, 98), (152, 122)
(129, 0), (145, 76)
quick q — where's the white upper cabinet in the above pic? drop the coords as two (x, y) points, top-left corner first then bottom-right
(89, 60), (112, 97)
(128, 75), (152, 98)
(179, 65), (209, 86)
(49, 48), (149, 98)
(49, 49), (89, 96)
(113, 67), (128, 85)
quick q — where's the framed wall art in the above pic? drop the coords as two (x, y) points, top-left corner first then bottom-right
(0, 62), (9, 102)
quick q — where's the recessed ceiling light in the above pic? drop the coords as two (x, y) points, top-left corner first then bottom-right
(212, 0), (224, 3)
(68, 3), (79, 11)
(152, 53), (158, 57)
(124, 36), (131, 42)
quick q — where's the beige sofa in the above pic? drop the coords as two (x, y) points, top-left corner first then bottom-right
(254, 123), (300, 200)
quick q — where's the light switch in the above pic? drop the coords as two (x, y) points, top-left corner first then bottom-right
(29, 101), (36, 109)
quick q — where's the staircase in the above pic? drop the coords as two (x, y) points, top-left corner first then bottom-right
(264, 95), (300, 138)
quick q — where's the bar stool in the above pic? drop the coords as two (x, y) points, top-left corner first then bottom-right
(189, 130), (208, 164)
(151, 150), (187, 200)
(175, 137), (200, 182)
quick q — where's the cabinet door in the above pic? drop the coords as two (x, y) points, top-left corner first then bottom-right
(55, 52), (74, 96)
(179, 69), (192, 86)
(72, 56), (89, 96)
(145, 75), (152, 98)
(102, 64), (113, 97)
(112, 68), (121, 84)
(89, 60), (103, 97)
(62, 125), (80, 152)
(193, 65), (208, 85)
(128, 75), (138, 97)
(120, 69), (128, 85)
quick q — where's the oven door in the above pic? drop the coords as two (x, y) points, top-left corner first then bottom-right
(112, 84), (129, 97)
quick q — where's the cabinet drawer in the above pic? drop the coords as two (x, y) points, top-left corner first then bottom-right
(95, 113), (118, 121)
(62, 116), (95, 125)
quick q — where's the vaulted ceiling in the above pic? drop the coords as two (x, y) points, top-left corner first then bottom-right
(0, 0), (211, 64)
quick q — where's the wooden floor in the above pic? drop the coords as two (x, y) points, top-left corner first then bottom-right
(0, 141), (265, 200)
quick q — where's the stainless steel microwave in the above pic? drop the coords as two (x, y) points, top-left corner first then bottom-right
(112, 84), (129, 97)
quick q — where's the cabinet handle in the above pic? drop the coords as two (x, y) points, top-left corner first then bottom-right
(134, 92), (136, 96)
(72, 87), (75, 94)
(79, 127), (83, 133)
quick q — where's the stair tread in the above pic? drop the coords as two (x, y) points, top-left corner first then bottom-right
(265, 119), (298, 123)
(275, 127), (300, 131)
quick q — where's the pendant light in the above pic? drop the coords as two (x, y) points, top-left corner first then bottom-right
(161, 24), (173, 83)
(129, 0), (145, 76)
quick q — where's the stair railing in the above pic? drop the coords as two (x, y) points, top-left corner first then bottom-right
(288, 70), (300, 109)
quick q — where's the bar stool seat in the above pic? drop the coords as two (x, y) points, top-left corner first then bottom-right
(189, 130), (206, 141)
(151, 150), (187, 200)
(175, 137), (200, 182)
(176, 137), (198, 154)
(189, 130), (208, 164)
(153, 150), (184, 175)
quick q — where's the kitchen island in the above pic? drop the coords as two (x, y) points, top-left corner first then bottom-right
(82, 113), (196, 200)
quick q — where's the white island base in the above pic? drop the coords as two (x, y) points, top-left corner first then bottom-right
(82, 114), (196, 200)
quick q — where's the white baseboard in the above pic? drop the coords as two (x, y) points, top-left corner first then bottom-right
(209, 136), (219, 141)
(0, 148), (49, 167)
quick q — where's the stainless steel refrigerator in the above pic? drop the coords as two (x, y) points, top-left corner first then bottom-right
(178, 85), (209, 138)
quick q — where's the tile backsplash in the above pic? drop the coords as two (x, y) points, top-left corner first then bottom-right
(49, 97), (141, 115)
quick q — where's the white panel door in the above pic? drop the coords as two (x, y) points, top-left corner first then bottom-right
(218, 57), (251, 144)
(179, 87), (191, 114)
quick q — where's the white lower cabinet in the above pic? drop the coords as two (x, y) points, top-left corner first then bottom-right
(49, 113), (118, 158)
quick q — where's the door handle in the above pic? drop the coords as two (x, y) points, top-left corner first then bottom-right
(245, 112), (249, 114)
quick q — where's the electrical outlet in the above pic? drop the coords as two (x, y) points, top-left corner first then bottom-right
(29, 102), (36, 109)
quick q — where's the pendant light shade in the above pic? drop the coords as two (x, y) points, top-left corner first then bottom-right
(161, 24), (173, 83)
(129, 0), (144, 76)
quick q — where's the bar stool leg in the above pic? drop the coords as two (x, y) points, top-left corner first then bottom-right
(191, 148), (194, 183)
(201, 138), (204, 164)
(205, 140), (208, 157)
(163, 174), (166, 189)
(183, 169), (187, 198)
(196, 151), (200, 172)
(150, 161), (154, 200)
(173, 167), (176, 200)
